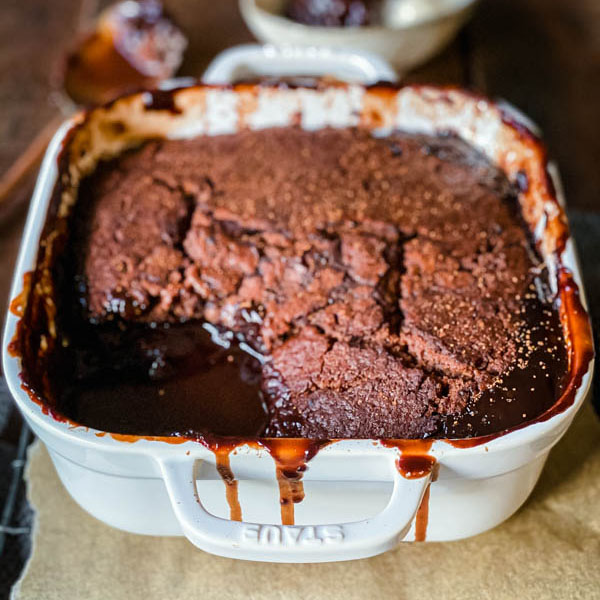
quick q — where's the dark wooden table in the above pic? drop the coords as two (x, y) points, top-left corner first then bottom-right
(0, 0), (598, 591)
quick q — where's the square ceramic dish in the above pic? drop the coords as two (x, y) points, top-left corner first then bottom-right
(2, 47), (594, 562)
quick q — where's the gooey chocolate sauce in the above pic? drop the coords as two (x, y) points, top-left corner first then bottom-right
(56, 321), (268, 439)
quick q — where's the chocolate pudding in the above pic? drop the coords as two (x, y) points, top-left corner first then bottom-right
(53, 127), (567, 439)
(286, 0), (382, 27)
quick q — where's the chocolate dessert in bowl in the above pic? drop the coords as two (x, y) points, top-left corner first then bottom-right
(2, 48), (593, 562)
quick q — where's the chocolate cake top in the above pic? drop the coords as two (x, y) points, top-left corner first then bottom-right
(63, 127), (567, 438)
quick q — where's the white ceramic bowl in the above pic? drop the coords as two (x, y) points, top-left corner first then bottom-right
(239, 0), (479, 72)
(202, 43), (398, 84)
(2, 47), (594, 563)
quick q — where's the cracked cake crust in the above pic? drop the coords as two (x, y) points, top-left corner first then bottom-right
(67, 126), (564, 438)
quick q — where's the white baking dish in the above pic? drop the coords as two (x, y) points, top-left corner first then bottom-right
(2, 46), (594, 563)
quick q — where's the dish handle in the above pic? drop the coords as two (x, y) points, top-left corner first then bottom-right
(202, 43), (398, 85)
(158, 456), (430, 563)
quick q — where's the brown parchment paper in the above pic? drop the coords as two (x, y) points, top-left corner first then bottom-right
(12, 401), (600, 600)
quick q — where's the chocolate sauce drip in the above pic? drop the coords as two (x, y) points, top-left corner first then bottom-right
(414, 484), (431, 542)
(214, 449), (242, 522)
(261, 440), (328, 526)
(194, 438), (327, 526)
(380, 440), (435, 478)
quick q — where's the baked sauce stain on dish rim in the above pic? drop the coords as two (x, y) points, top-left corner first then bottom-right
(5, 82), (595, 532)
